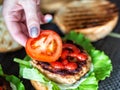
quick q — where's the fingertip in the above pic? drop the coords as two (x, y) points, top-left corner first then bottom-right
(44, 14), (53, 23)
(29, 26), (40, 38)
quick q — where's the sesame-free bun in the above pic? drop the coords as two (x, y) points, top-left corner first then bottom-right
(54, 0), (119, 41)
(31, 80), (48, 90)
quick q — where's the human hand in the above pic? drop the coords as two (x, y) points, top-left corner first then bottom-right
(2, 0), (45, 46)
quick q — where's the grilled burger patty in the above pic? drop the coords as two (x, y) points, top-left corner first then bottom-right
(31, 42), (91, 84)
(35, 60), (87, 75)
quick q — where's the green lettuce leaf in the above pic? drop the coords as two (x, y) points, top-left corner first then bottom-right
(74, 73), (98, 90)
(0, 65), (4, 76)
(5, 75), (25, 90)
(14, 31), (112, 90)
(63, 31), (95, 53)
(14, 57), (32, 77)
(0, 65), (25, 90)
(90, 49), (112, 81)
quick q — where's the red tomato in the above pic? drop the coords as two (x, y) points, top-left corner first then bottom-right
(63, 43), (80, 54)
(26, 30), (62, 62)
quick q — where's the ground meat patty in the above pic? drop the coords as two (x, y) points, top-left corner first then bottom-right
(31, 43), (91, 84)
(37, 61), (87, 75)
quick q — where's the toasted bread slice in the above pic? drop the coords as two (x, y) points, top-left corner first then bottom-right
(31, 80), (48, 90)
(54, 0), (119, 41)
(40, 0), (79, 13)
(0, 6), (22, 52)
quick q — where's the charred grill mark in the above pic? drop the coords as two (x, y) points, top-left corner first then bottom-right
(37, 61), (87, 75)
(60, 2), (118, 29)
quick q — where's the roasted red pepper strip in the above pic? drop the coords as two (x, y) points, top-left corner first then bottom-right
(50, 43), (88, 70)
(63, 43), (80, 54)
(61, 50), (69, 59)
(51, 61), (64, 70)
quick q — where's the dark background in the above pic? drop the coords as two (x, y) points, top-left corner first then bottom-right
(0, 0), (120, 90)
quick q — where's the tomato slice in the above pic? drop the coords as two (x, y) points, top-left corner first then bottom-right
(26, 30), (62, 62)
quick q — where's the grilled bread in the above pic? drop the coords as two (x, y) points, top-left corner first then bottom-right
(31, 80), (48, 90)
(40, 0), (79, 13)
(54, 0), (119, 41)
(0, 6), (22, 52)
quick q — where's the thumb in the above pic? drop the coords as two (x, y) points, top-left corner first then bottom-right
(19, 0), (40, 38)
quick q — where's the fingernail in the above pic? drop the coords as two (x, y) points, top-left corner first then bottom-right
(44, 14), (53, 23)
(30, 27), (39, 38)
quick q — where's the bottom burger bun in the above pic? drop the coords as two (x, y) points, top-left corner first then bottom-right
(14, 31), (113, 90)
(31, 80), (48, 90)
(54, 0), (119, 41)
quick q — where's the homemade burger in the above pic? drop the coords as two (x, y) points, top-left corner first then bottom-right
(30, 42), (91, 89)
(14, 30), (112, 90)
(54, 0), (119, 41)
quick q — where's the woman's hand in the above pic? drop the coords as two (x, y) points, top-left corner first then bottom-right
(2, 0), (45, 46)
